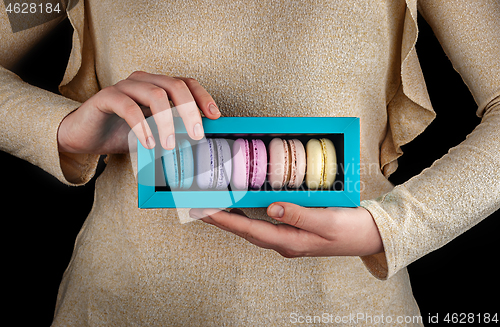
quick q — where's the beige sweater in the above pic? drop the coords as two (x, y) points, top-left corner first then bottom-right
(1, 0), (499, 326)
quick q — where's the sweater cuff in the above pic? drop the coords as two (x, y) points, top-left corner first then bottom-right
(37, 98), (100, 186)
(0, 67), (99, 186)
(359, 198), (398, 280)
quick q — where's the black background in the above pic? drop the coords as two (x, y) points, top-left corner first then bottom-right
(3, 14), (499, 326)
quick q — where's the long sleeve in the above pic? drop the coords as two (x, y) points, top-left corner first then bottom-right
(361, 0), (500, 280)
(0, 4), (99, 185)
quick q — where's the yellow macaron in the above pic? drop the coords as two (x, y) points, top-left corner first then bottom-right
(305, 138), (337, 190)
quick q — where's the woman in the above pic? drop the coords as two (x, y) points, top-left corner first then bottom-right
(1, 0), (499, 325)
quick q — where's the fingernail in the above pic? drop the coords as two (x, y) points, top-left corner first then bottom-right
(203, 208), (220, 216)
(209, 103), (220, 116)
(166, 134), (175, 149)
(146, 136), (156, 149)
(194, 123), (204, 138)
(269, 204), (284, 218)
(189, 209), (204, 219)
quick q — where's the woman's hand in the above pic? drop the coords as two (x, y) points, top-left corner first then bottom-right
(190, 203), (384, 257)
(57, 71), (220, 154)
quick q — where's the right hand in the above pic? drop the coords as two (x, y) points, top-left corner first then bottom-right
(57, 71), (220, 154)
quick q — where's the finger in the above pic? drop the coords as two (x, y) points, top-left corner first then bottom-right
(200, 213), (280, 250)
(199, 208), (294, 247)
(114, 78), (175, 150)
(267, 202), (340, 236)
(199, 208), (334, 257)
(176, 77), (220, 119)
(189, 208), (227, 220)
(199, 216), (232, 232)
(95, 86), (155, 149)
(201, 217), (277, 250)
(189, 209), (232, 231)
(127, 71), (204, 141)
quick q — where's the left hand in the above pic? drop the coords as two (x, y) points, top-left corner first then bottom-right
(189, 203), (384, 257)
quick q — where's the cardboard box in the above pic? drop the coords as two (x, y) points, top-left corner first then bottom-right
(138, 117), (360, 208)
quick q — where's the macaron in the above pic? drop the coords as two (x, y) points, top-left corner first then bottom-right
(160, 138), (194, 189)
(268, 138), (306, 189)
(305, 138), (336, 190)
(231, 138), (267, 190)
(196, 138), (232, 189)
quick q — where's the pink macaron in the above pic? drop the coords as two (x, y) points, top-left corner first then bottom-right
(231, 138), (267, 190)
(268, 138), (306, 189)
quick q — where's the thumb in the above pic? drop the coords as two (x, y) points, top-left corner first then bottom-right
(267, 202), (334, 234)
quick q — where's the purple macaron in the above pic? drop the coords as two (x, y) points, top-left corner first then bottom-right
(231, 138), (267, 190)
(196, 138), (232, 189)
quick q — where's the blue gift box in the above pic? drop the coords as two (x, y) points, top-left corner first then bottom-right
(138, 117), (360, 208)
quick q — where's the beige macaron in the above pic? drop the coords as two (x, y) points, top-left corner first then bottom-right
(305, 138), (337, 189)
